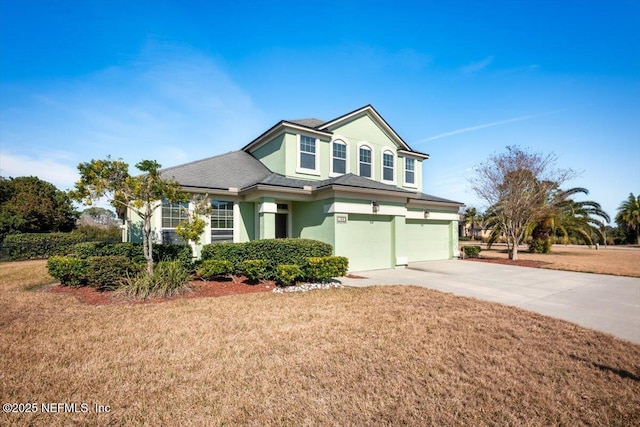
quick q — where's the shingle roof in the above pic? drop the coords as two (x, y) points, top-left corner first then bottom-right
(315, 174), (415, 193)
(287, 118), (325, 128)
(160, 151), (271, 190)
(414, 192), (463, 204)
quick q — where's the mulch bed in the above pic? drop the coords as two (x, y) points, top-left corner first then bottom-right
(466, 257), (551, 268)
(47, 276), (274, 306)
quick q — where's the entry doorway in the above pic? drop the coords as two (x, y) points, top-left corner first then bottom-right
(275, 213), (288, 238)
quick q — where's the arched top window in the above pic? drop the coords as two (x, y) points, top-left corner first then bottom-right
(358, 144), (372, 178)
(382, 150), (395, 182)
(331, 139), (347, 175)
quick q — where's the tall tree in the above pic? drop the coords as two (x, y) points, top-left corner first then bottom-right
(470, 146), (576, 260)
(72, 158), (185, 274)
(0, 176), (78, 242)
(462, 207), (481, 238)
(616, 193), (640, 244)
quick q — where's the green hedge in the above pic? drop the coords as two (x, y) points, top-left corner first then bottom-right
(305, 256), (348, 282)
(70, 242), (192, 267)
(201, 239), (332, 277)
(240, 259), (268, 282)
(86, 256), (139, 290)
(2, 233), (86, 260)
(197, 260), (233, 280)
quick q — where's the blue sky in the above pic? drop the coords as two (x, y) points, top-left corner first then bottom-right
(1, 0), (639, 220)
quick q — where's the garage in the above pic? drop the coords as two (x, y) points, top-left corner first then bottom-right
(405, 219), (452, 262)
(335, 214), (393, 271)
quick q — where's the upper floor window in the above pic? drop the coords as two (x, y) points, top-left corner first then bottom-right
(382, 150), (394, 182)
(161, 200), (189, 228)
(405, 158), (415, 185)
(211, 200), (234, 243)
(332, 140), (347, 175)
(359, 145), (372, 178)
(299, 135), (316, 171)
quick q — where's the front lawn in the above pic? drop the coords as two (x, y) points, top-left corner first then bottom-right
(1, 260), (639, 426)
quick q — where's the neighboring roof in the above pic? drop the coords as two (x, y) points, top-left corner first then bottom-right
(160, 151), (271, 190)
(288, 118), (325, 128)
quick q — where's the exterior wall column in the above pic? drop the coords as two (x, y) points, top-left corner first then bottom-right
(393, 215), (408, 267)
(258, 198), (276, 240)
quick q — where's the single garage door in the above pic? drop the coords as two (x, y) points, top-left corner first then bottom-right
(335, 214), (393, 271)
(405, 219), (452, 262)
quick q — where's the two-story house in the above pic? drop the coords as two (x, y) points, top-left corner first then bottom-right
(124, 105), (463, 272)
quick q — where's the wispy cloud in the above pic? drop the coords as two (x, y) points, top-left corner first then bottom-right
(413, 109), (566, 144)
(0, 152), (79, 190)
(460, 55), (494, 74)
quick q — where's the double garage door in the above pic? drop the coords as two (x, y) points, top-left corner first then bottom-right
(405, 219), (452, 262)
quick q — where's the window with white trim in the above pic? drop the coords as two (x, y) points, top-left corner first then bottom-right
(382, 150), (394, 182)
(405, 158), (415, 185)
(332, 140), (347, 175)
(299, 135), (316, 171)
(210, 200), (234, 243)
(161, 200), (189, 244)
(359, 146), (372, 178)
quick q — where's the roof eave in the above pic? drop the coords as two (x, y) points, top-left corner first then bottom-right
(242, 121), (333, 153)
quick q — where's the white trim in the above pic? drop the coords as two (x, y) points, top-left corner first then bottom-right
(259, 201), (277, 213)
(244, 122), (332, 153)
(295, 134), (321, 176)
(357, 142), (374, 179)
(329, 201), (407, 216)
(329, 136), (349, 177)
(232, 202), (240, 243)
(406, 210), (459, 220)
(380, 147), (396, 184)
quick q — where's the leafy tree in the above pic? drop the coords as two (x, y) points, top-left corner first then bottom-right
(72, 158), (186, 274)
(175, 195), (211, 245)
(470, 146), (576, 260)
(528, 187), (610, 251)
(0, 176), (78, 242)
(616, 193), (640, 244)
(77, 207), (119, 228)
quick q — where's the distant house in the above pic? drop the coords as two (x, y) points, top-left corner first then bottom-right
(124, 105), (463, 271)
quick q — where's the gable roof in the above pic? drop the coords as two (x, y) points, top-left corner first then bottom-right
(288, 118), (325, 128)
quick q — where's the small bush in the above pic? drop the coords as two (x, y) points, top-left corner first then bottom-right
(240, 259), (268, 281)
(197, 260), (233, 280)
(86, 256), (138, 290)
(463, 245), (481, 258)
(47, 256), (88, 286)
(117, 261), (192, 299)
(305, 256), (349, 282)
(529, 238), (552, 254)
(3, 233), (86, 260)
(276, 264), (303, 287)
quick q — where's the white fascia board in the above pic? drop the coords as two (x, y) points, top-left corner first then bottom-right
(397, 149), (430, 160)
(407, 199), (464, 210)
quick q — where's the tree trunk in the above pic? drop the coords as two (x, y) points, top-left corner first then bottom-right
(510, 244), (518, 260)
(143, 215), (154, 275)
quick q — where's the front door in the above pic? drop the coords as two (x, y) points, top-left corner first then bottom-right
(275, 213), (288, 238)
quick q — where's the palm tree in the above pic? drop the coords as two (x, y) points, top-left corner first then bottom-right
(463, 207), (480, 238)
(528, 187), (610, 252)
(616, 193), (640, 244)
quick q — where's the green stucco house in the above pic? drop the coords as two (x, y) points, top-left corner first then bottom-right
(124, 105), (463, 272)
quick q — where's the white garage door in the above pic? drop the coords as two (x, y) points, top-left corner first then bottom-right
(336, 214), (393, 271)
(406, 219), (452, 262)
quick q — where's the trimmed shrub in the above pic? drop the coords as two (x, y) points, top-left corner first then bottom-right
(239, 259), (268, 282)
(71, 241), (146, 263)
(47, 256), (88, 286)
(275, 264), (303, 287)
(117, 260), (192, 299)
(201, 242), (247, 267)
(153, 244), (193, 271)
(305, 256), (349, 282)
(3, 233), (86, 260)
(86, 256), (138, 290)
(463, 245), (481, 258)
(197, 260), (233, 280)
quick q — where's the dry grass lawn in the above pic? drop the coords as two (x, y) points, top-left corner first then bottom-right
(2, 260), (639, 426)
(472, 245), (640, 277)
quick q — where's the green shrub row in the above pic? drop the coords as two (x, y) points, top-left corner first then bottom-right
(70, 241), (193, 270)
(2, 233), (87, 260)
(47, 255), (140, 289)
(201, 238), (332, 277)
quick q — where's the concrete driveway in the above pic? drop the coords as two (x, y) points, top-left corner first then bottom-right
(340, 260), (640, 344)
